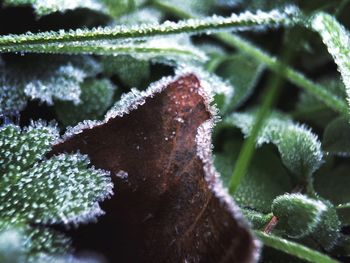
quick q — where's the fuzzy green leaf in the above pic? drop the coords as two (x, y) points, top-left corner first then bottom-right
(301, 201), (341, 251)
(241, 208), (273, 229)
(227, 112), (323, 180)
(214, 140), (292, 212)
(272, 193), (327, 238)
(1, 55), (101, 107)
(309, 12), (350, 113)
(102, 55), (150, 87)
(322, 117), (350, 156)
(255, 231), (339, 263)
(0, 153), (113, 225)
(0, 220), (70, 262)
(314, 164), (350, 206)
(0, 122), (59, 174)
(55, 78), (116, 126)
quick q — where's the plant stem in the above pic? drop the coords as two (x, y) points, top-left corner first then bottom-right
(152, 0), (349, 116)
(229, 46), (290, 193)
(2, 43), (206, 61)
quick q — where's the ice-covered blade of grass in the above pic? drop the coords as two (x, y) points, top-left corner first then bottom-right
(309, 12), (350, 114)
(13, 37), (208, 64)
(0, 6), (300, 51)
(225, 111), (323, 180)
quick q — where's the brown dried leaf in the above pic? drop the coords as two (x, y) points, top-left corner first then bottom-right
(50, 73), (259, 263)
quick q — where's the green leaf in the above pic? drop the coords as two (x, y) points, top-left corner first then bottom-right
(214, 140), (292, 213)
(102, 55), (150, 87)
(1, 55), (101, 106)
(271, 193), (327, 238)
(3, 0), (108, 17)
(0, 122), (59, 174)
(226, 111), (323, 180)
(214, 53), (264, 112)
(322, 117), (350, 156)
(241, 208), (273, 229)
(55, 78), (116, 126)
(0, 82), (27, 115)
(309, 12), (350, 113)
(0, 153), (113, 225)
(255, 230), (339, 263)
(301, 201), (341, 251)
(314, 164), (350, 206)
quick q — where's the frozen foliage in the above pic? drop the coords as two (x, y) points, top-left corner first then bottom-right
(215, 142), (292, 213)
(102, 55), (150, 87)
(227, 112), (323, 179)
(0, 55), (101, 109)
(0, 122), (113, 259)
(3, 0), (107, 17)
(272, 193), (327, 238)
(55, 78), (116, 126)
(0, 152), (113, 225)
(23, 56), (101, 105)
(0, 81), (27, 114)
(0, 122), (59, 174)
(310, 12), (350, 112)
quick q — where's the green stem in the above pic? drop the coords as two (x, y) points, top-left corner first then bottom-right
(152, 0), (348, 116)
(229, 46), (290, 193)
(255, 231), (339, 263)
(2, 43), (205, 61)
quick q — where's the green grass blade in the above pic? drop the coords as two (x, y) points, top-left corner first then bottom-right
(255, 231), (339, 263)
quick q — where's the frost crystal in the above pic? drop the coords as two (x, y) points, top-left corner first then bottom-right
(310, 12), (350, 112)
